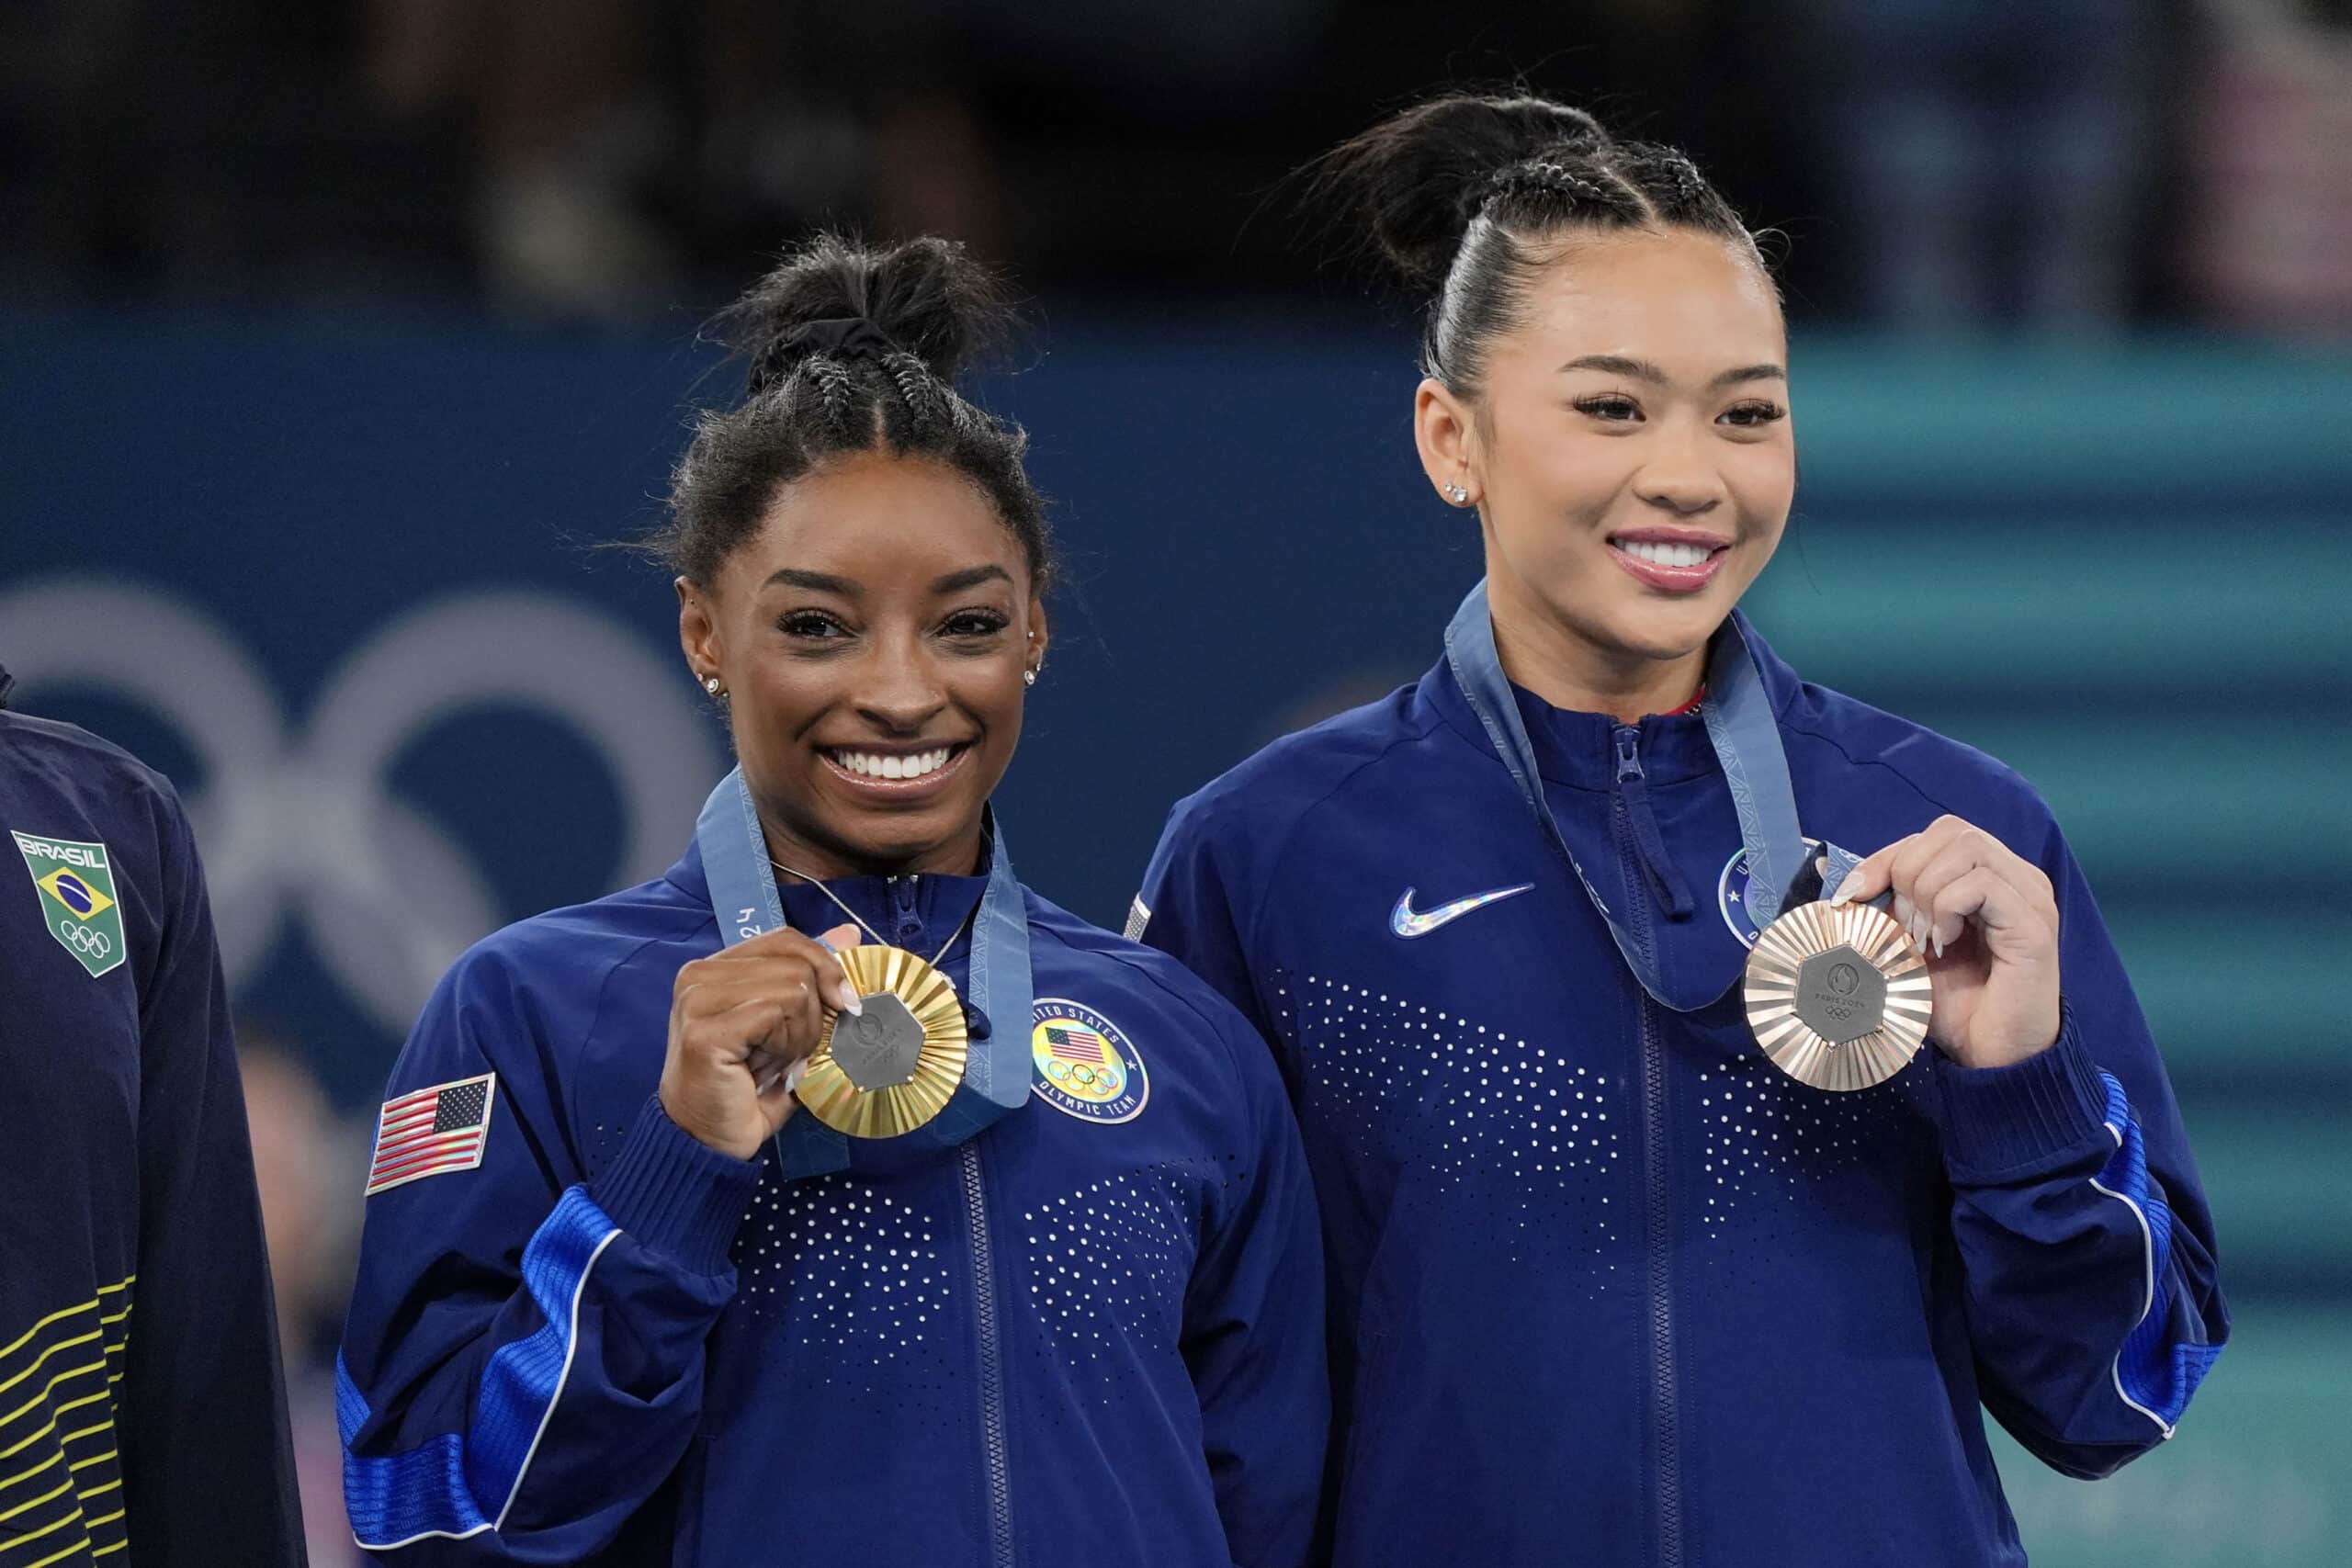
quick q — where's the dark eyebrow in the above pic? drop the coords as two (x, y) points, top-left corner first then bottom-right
(762, 568), (861, 596)
(1561, 354), (1667, 383)
(1560, 355), (1787, 390)
(931, 564), (1013, 594)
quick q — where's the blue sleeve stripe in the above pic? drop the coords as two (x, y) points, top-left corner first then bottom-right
(2087, 1071), (2216, 1437)
(340, 1187), (622, 1550)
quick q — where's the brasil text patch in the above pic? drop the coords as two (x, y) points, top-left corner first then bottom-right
(14, 829), (126, 977)
(1030, 998), (1149, 1124)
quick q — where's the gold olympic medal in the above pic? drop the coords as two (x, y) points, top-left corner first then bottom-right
(794, 943), (969, 1137)
(1741, 899), (1932, 1091)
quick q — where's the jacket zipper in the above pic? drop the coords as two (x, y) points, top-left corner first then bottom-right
(1613, 731), (1694, 919)
(960, 1139), (1015, 1567)
(889, 874), (923, 947)
(1614, 725), (1683, 1568)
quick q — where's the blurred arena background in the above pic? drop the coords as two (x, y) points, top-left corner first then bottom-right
(2, 2), (2346, 1562)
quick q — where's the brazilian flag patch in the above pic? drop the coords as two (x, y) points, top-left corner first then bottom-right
(14, 829), (127, 978)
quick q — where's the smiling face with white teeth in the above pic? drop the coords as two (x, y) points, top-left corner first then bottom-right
(1414, 227), (1796, 720)
(677, 449), (1046, 879)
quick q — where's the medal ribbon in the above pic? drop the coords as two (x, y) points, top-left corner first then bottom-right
(1442, 581), (1863, 1012)
(694, 766), (1035, 1179)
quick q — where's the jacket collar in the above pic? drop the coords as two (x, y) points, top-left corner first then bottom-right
(664, 838), (989, 955)
(1420, 607), (1803, 791)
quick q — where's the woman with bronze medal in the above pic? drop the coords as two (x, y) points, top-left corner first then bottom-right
(1136, 96), (2228, 1566)
(337, 235), (1327, 1565)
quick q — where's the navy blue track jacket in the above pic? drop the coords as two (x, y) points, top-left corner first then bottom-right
(0, 673), (304, 1567)
(1136, 612), (2227, 1567)
(336, 843), (1326, 1565)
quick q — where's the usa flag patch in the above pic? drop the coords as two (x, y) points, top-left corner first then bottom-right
(365, 1073), (496, 1195)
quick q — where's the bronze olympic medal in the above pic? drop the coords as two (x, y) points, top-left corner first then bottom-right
(1741, 899), (1932, 1091)
(795, 943), (969, 1137)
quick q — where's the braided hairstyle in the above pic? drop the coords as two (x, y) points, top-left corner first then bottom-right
(1317, 95), (1769, 398)
(650, 233), (1055, 592)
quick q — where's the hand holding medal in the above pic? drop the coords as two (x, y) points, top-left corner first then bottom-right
(1822, 814), (2063, 1072)
(661, 922), (866, 1159)
(1741, 815), (2063, 1089)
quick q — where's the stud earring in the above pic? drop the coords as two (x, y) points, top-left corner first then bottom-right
(701, 674), (724, 698)
(1023, 667), (1039, 687)
(1443, 482), (1470, 505)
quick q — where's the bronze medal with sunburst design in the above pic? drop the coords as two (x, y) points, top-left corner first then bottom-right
(794, 944), (970, 1137)
(1742, 899), (1932, 1091)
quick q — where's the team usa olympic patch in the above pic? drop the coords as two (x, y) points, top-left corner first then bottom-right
(1030, 999), (1149, 1124)
(365, 1072), (497, 1195)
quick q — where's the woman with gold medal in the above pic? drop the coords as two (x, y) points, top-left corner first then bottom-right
(1136, 95), (2230, 1568)
(336, 235), (1326, 1565)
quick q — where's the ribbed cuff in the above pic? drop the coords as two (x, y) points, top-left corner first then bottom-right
(1934, 1007), (2112, 1183)
(588, 1096), (763, 1275)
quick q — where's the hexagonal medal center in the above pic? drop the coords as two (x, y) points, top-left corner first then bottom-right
(830, 991), (924, 1090)
(1792, 943), (1887, 1046)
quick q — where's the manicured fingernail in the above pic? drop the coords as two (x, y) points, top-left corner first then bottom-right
(785, 1058), (808, 1095)
(1909, 913), (1930, 950)
(811, 938), (861, 1012)
(1828, 869), (1863, 905)
(1930, 931), (1945, 959)
(1893, 893), (1915, 929)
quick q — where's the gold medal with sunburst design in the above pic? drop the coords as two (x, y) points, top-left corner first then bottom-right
(794, 944), (969, 1137)
(1742, 899), (1932, 1091)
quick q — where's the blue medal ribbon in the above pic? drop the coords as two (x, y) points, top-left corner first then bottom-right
(693, 766), (1035, 1179)
(1442, 581), (1863, 1011)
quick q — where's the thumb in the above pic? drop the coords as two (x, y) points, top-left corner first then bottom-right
(1827, 846), (1894, 907)
(814, 923), (865, 1015)
(756, 1065), (802, 1136)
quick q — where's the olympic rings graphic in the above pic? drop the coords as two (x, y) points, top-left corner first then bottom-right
(59, 919), (114, 957)
(1, 576), (721, 1037)
(1059, 1061), (1120, 1099)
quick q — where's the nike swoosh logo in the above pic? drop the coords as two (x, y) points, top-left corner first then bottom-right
(1390, 883), (1536, 938)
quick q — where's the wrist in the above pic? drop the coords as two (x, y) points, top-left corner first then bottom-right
(658, 1069), (762, 1162)
(1934, 1007), (2110, 1181)
(1941, 1021), (2059, 1071)
(1937, 981), (2062, 1071)
(591, 1096), (764, 1274)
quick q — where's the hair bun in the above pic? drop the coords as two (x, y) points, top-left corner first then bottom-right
(729, 233), (1016, 397)
(1317, 94), (1611, 288)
